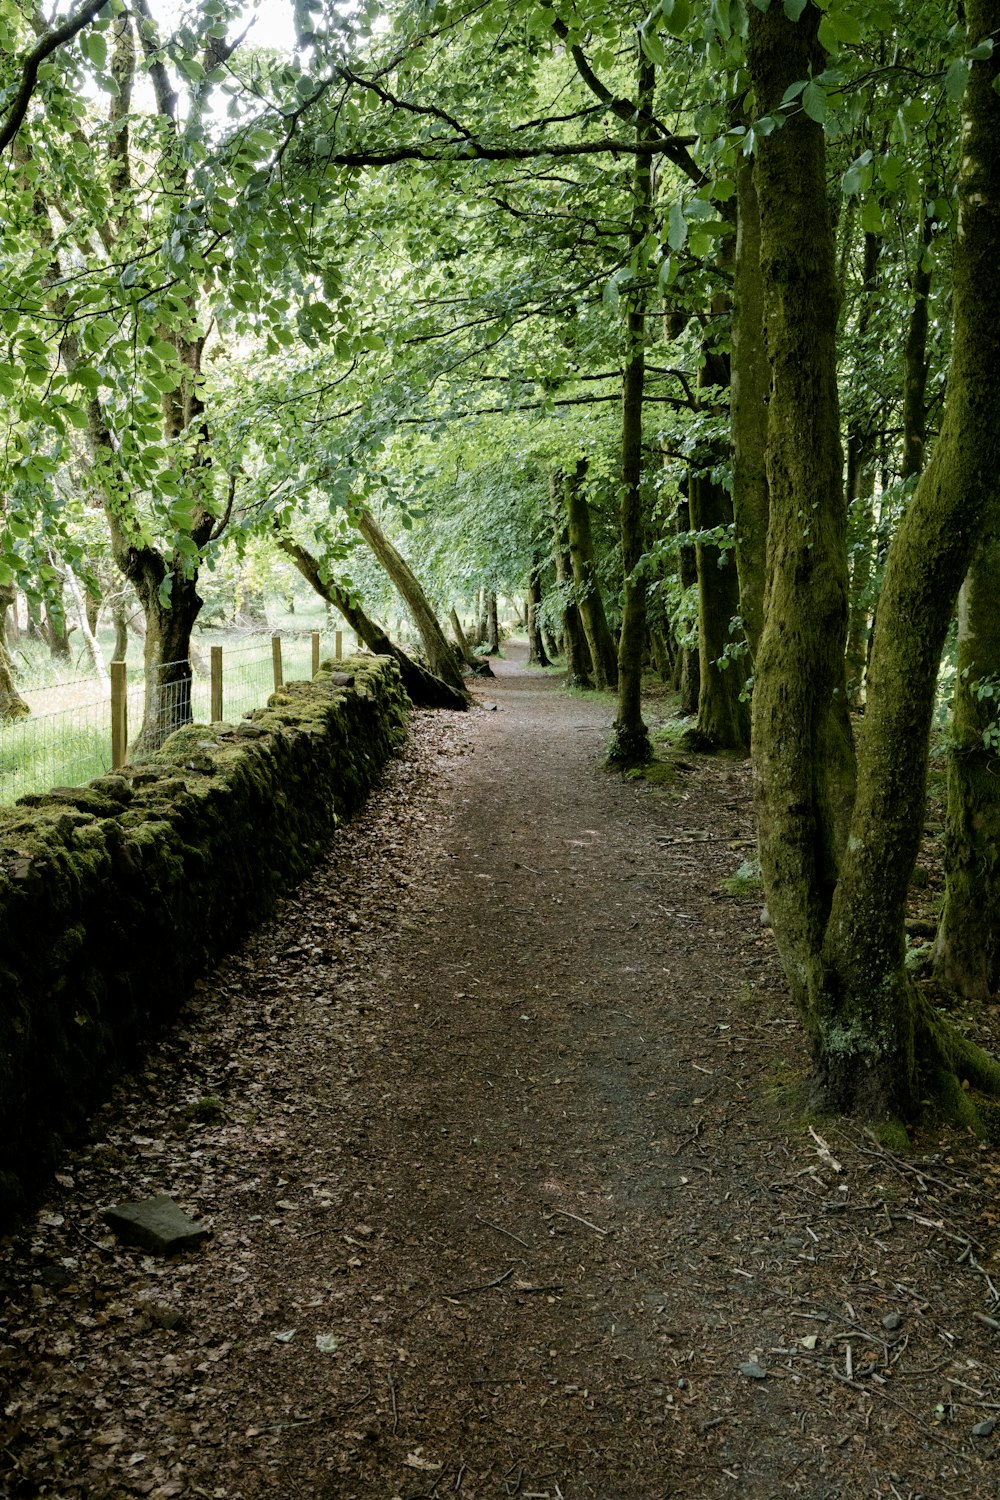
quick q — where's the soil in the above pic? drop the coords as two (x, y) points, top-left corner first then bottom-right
(4, 644), (1000, 1500)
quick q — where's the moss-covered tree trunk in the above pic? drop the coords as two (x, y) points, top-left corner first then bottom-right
(353, 507), (467, 697)
(747, 0), (857, 1023)
(550, 473), (593, 688)
(0, 582), (29, 722)
(731, 154), (770, 663)
(934, 532), (1000, 1000)
(608, 50), (654, 766)
(564, 461), (618, 690)
(753, 0), (1000, 1120)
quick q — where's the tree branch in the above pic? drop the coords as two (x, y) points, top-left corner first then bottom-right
(0, 0), (109, 155)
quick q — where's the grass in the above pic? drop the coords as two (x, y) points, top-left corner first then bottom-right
(0, 622), (349, 807)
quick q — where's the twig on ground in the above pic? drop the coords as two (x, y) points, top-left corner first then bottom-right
(547, 1208), (609, 1236)
(447, 1267), (515, 1297)
(475, 1214), (530, 1248)
(388, 1373), (399, 1435)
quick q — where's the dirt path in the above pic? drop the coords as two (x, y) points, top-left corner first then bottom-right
(3, 647), (1000, 1499)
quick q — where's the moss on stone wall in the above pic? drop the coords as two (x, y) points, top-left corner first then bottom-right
(0, 656), (407, 1229)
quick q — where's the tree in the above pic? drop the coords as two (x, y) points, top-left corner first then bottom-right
(750, 0), (1000, 1121)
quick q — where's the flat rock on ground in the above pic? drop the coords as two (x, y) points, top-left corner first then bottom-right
(3, 645), (1000, 1499)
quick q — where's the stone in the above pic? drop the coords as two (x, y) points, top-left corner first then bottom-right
(103, 1195), (210, 1256)
(183, 754), (215, 774)
(973, 1418), (997, 1438)
(235, 721), (267, 739)
(328, 672), (356, 687)
(882, 1312), (903, 1331)
(37, 1264), (74, 1290)
(739, 1362), (768, 1380)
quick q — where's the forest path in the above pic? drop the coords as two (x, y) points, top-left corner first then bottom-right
(4, 646), (1000, 1500)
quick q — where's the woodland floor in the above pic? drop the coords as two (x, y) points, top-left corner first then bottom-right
(4, 644), (1000, 1500)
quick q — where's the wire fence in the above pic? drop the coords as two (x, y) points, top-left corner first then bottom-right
(0, 630), (355, 808)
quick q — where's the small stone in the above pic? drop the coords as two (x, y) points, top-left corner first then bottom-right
(328, 672), (356, 687)
(882, 1312), (903, 1332)
(480, 702), (498, 712)
(183, 754), (215, 773)
(973, 1418), (997, 1438)
(759, 906), (772, 928)
(103, 1196), (210, 1256)
(146, 1301), (185, 1330)
(235, 721), (267, 739)
(36, 1265), (73, 1290)
(739, 1362), (768, 1380)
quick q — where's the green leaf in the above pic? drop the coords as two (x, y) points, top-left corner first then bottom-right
(663, 0), (690, 36)
(826, 9), (863, 44)
(969, 39), (994, 61)
(801, 81), (827, 122)
(860, 200), (883, 234)
(667, 199), (687, 251)
(640, 25), (666, 66)
(783, 0), (807, 19)
(944, 57), (971, 101)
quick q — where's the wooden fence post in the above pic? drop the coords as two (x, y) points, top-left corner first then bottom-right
(111, 661), (127, 770)
(311, 631), (321, 678)
(335, 629), (343, 661)
(211, 646), (223, 722)
(272, 634), (283, 690)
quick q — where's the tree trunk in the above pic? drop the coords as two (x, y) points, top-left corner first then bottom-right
(66, 563), (110, 694)
(354, 507), (467, 697)
(279, 535), (467, 710)
(934, 532), (1000, 1000)
(731, 152), (770, 663)
(550, 473), (593, 688)
(450, 608), (475, 667)
(0, 583), (29, 722)
(564, 460), (618, 689)
(844, 437), (876, 709)
(40, 591), (72, 661)
(485, 591), (500, 655)
(691, 449), (749, 750)
(675, 492), (700, 716)
(752, 0), (1000, 1122)
(129, 555), (203, 751)
(608, 50), (654, 767)
(747, 0), (857, 1020)
(526, 565), (550, 666)
(902, 214), (933, 482)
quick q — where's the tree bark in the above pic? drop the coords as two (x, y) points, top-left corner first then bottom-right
(564, 460), (618, 689)
(353, 506), (467, 696)
(0, 582), (29, 721)
(747, 0), (857, 1019)
(550, 472), (593, 688)
(279, 535), (467, 710)
(526, 564), (551, 666)
(674, 492), (700, 716)
(902, 214), (933, 482)
(934, 531), (1000, 1000)
(731, 152), (770, 663)
(752, 0), (1000, 1120)
(485, 590), (500, 655)
(608, 50), (654, 766)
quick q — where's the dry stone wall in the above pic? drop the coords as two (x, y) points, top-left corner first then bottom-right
(0, 657), (408, 1228)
